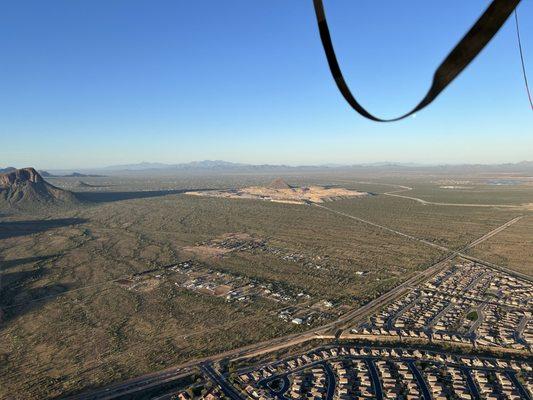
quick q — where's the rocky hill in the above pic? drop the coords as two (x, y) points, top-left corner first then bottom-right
(0, 168), (80, 210)
(267, 178), (293, 190)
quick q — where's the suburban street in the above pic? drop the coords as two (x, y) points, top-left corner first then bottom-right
(65, 208), (532, 400)
(200, 364), (242, 400)
(237, 346), (532, 400)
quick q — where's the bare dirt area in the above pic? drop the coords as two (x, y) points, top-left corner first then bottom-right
(183, 233), (262, 259)
(1, 171), (532, 398)
(186, 178), (368, 205)
(521, 203), (533, 211)
(182, 245), (233, 258)
(0, 185), (443, 398)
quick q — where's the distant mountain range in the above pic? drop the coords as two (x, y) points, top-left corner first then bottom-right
(41, 171), (106, 178)
(88, 160), (533, 174)
(99, 160), (437, 171)
(61, 172), (106, 178)
(100, 160), (285, 171)
(3, 160), (533, 176)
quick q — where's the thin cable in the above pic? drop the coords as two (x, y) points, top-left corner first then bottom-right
(514, 9), (533, 110)
(313, 0), (521, 121)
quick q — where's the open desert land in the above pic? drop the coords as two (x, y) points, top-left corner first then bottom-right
(325, 196), (523, 251)
(1, 171), (532, 398)
(398, 177), (533, 206)
(467, 215), (533, 276)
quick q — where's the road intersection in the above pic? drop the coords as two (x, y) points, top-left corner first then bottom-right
(66, 205), (531, 400)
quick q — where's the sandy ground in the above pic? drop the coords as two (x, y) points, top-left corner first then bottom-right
(182, 233), (259, 259)
(186, 185), (368, 204)
(182, 245), (232, 258)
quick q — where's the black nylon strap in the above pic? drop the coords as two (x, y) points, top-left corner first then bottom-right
(313, 0), (521, 122)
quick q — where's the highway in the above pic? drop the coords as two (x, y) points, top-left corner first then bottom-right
(65, 252), (451, 400)
(316, 203), (531, 282)
(330, 253), (457, 333)
(313, 203), (450, 253)
(332, 180), (527, 209)
(65, 367), (191, 400)
(382, 185), (526, 209)
(459, 253), (533, 282)
(65, 207), (530, 399)
(464, 216), (523, 249)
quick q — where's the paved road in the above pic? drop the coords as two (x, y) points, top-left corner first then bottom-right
(316, 203), (532, 284)
(64, 367), (189, 400)
(383, 186), (526, 209)
(314, 203), (450, 253)
(386, 294), (421, 330)
(426, 300), (453, 329)
(66, 204), (531, 399)
(201, 363), (243, 400)
(252, 351), (530, 400)
(317, 204), (526, 257)
(408, 362), (432, 400)
(460, 254), (533, 282)
(323, 362), (336, 400)
(507, 370), (532, 400)
(465, 216), (523, 248)
(460, 366), (481, 400)
(514, 315), (530, 347)
(467, 303), (487, 337)
(335, 252), (457, 331)
(63, 253), (468, 399)
(365, 359), (383, 400)
(258, 360), (334, 400)
(258, 373), (290, 400)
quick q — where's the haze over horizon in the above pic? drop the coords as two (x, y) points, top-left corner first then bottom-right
(1, 0), (532, 169)
(2, 2), (533, 399)
(3, 159), (533, 173)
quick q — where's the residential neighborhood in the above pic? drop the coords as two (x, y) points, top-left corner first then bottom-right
(171, 260), (533, 400)
(351, 261), (533, 352)
(228, 345), (531, 400)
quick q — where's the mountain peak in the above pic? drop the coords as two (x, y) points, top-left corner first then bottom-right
(0, 167), (44, 186)
(0, 167), (79, 210)
(267, 178), (292, 190)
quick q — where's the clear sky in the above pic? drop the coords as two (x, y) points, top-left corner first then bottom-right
(1, 0), (532, 169)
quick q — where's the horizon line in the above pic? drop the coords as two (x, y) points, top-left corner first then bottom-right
(3, 159), (533, 172)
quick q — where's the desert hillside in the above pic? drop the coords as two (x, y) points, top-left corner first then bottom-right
(0, 167), (79, 210)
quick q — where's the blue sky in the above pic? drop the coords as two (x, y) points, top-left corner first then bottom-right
(1, 0), (532, 169)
